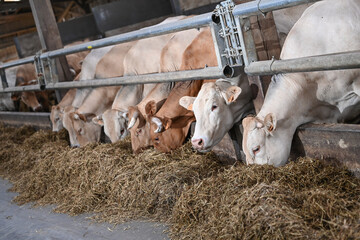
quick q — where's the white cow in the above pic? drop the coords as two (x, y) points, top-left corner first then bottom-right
(242, 0), (360, 166)
(180, 76), (254, 152)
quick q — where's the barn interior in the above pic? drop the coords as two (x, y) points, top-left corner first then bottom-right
(0, 0), (360, 239)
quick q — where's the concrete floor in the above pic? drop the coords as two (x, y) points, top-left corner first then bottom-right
(0, 178), (169, 240)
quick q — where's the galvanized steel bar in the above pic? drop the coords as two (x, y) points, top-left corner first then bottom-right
(233, 0), (321, 18)
(41, 13), (214, 59)
(1, 85), (42, 93)
(245, 51), (360, 76)
(44, 67), (226, 90)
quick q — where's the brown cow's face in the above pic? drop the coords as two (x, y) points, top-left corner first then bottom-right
(21, 92), (42, 112)
(50, 105), (64, 132)
(149, 115), (194, 153)
(70, 112), (101, 147)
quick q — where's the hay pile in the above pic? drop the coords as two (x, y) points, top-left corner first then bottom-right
(0, 125), (359, 239)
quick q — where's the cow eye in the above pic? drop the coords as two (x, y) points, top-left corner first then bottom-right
(78, 128), (83, 135)
(154, 137), (159, 141)
(120, 129), (124, 135)
(252, 146), (260, 155)
(137, 129), (142, 134)
(211, 105), (217, 111)
(55, 117), (60, 122)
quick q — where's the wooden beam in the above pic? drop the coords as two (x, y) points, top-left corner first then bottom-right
(29, 0), (72, 101)
(57, 1), (75, 23)
(291, 123), (360, 177)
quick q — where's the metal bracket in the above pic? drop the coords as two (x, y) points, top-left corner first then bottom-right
(0, 68), (8, 89)
(34, 51), (46, 90)
(212, 0), (244, 67)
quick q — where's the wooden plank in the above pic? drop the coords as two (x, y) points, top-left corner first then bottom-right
(29, 0), (72, 101)
(291, 123), (360, 177)
(91, 0), (173, 34)
(250, 12), (281, 94)
(57, 1), (75, 22)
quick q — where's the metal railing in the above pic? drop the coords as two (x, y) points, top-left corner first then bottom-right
(2, 0), (359, 95)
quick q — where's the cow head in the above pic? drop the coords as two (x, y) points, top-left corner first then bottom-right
(12, 79), (43, 112)
(242, 113), (290, 167)
(92, 109), (128, 143)
(62, 106), (80, 147)
(127, 106), (151, 153)
(69, 112), (101, 147)
(179, 81), (242, 152)
(146, 100), (195, 153)
(50, 105), (65, 132)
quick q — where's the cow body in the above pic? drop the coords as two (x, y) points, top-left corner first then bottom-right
(242, 0), (360, 166)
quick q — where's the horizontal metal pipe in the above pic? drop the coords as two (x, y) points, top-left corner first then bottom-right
(0, 13), (212, 70)
(1, 84), (41, 93)
(245, 51), (360, 76)
(44, 13), (213, 60)
(45, 67), (224, 90)
(233, 0), (321, 18)
(0, 56), (35, 69)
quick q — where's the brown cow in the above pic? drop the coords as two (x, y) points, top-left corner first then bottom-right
(126, 27), (200, 153)
(145, 29), (217, 153)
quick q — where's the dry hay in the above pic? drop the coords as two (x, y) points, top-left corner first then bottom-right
(0, 125), (359, 240)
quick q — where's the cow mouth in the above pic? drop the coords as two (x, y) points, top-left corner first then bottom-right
(194, 146), (212, 153)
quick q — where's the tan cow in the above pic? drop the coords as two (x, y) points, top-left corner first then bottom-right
(51, 46), (115, 132)
(64, 42), (135, 147)
(146, 29), (217, 153)
(242, 0), (360, 166)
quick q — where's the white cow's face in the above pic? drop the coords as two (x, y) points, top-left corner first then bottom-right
(50, 105), (64, 132)
(179, 82), (242, 152)
(242, 114), (290, 167)
(93, 109), (128, 143)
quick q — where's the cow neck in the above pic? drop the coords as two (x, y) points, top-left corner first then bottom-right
(258, 74), (315, 134)
(156, 80), (203, 118)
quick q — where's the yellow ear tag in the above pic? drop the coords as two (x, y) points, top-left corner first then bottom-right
(228, 96), (234, 103)
(87, 46), (93, 49)
(188, 103), (193, 111)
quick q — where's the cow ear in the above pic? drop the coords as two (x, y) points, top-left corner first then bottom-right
(92, 115), (104, 126)
(264, 113), (276, 135)
(179, 96), (195, 111)
(84, 113), (97, 123)
(145, 100), (157, 117)
(163, 117), (172, 130)
(222, 86), (242, 105)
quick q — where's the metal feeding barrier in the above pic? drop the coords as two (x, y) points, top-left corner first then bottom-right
(0, 0), (344, 94)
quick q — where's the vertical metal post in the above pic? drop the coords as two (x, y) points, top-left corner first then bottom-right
(29, 0), (72, 102)
(0, 68), (8, 89)
(236, 16), (265, 113)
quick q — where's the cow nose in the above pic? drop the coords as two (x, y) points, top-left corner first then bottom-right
(192, 138), (204, 149)
(33, 105), (43, 112)
(71, 143), (80, 148)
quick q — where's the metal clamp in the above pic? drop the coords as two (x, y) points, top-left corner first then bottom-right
(34, 51), (46, 90)
(212, 0), (244, 67)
